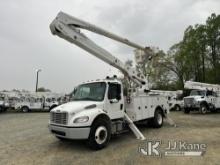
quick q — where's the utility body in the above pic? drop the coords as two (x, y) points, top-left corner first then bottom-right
(48, 12), (170, 150)
(150, 90), (183, 111)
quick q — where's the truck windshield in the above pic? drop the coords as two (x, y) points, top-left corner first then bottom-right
(190, 90), (206, 96)
(73, 82), (106, 101)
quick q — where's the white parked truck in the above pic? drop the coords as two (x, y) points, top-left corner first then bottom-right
(15, 96), (58, 112)
(48, 12), (171, 150)
(184, 81), (220, 114)
(150, 90), (183, 111)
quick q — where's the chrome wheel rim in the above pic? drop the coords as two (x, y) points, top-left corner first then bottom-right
(95, 126), (107, 144)
(201, 107), (207, 114)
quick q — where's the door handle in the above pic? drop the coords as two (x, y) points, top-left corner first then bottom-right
(120, 104), (123, 110)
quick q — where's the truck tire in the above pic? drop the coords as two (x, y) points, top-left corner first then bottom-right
(88, 118), (111, 150)
(151, 109), (163, 128)
(175, 105), (181, 111)
(184, 108), (190, 114)
(21, 106), (29, 113)
(200, 104), (208, 114)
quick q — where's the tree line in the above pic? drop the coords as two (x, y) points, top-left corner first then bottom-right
(129, 13), (220, 90)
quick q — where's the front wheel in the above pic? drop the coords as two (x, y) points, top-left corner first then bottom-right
(184, 108), (190, 114)
(200, 104), (208, 114)
(151, 109), (163, 128)
(175, 105), (181, 111)
(88, 118), (111, 150)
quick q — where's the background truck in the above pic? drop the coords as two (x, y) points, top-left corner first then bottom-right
(150, 90), (184, 111)
(0, 95), (9, 112)
(15, 96), (58, 112)
(48, 12), (171, 150)
(183, 81), (220, 114)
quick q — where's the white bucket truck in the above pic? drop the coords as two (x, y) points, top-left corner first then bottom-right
(48, 12), (171, 150)
(184, 81), (220, 114)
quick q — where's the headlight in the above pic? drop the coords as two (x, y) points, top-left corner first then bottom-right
(194, 100), (199, 104)
(73, 116), (89, 123)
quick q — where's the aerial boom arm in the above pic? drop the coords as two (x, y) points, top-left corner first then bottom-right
(50, 12), (148, 86)
(184, 81), (220, 91)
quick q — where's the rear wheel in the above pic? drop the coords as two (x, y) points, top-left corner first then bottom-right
(21, 106), (29, 113)
(88, 118), (111, 150)
(151, 109), (163, 128)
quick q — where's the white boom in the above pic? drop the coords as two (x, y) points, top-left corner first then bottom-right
(184, 81), (220, 91)
(50, 12), (151, 87)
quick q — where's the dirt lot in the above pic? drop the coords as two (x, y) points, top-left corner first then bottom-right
(0, 111), (220, 165)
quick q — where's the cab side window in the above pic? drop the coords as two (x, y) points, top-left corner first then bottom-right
(108, 83), (121, 100)
(207, 90), (213, 96)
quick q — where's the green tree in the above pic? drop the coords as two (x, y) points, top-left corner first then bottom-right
(206, 13), (220, 83)
(37, 87), (51, 92)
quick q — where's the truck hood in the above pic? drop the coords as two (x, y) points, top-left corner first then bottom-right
(184, 95), (204, 101)
(52, 101), (103, 114)
(184, 95), (204, 99)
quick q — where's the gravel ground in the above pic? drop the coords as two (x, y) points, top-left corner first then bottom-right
(0, 111), (220, 165)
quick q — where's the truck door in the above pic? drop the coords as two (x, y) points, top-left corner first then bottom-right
(105, 83), (124, 119)
(206, 90), (216, 108)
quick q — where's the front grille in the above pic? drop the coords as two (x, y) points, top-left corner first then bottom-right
(50, 112), (68, 125)
(184, 98), (194, 105)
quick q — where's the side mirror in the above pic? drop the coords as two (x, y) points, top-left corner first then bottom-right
(110, 99), (119, 104)
(73, 88), (77, 95)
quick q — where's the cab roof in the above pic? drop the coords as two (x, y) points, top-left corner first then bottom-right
(82, 78), (122, 85)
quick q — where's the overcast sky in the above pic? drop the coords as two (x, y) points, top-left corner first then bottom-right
(0, 0), (219, 93)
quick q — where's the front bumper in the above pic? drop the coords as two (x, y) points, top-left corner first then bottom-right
(184, 103), (200, 110)
(49, 124), (90, 140)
